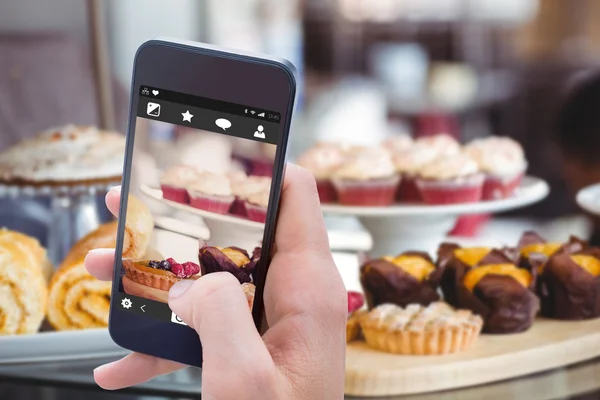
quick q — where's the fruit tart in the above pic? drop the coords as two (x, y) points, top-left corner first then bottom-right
(360, 302), (483, 355)
(346, 291), (366, 343)
(360, 252), (443, 309)
(199, 245), (260, 283)
(455, 250), (539, 333)
(122, 258), (200, 303)
(538, 245), (600, 320)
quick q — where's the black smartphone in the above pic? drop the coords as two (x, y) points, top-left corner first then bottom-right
(109, 39), (297, 367)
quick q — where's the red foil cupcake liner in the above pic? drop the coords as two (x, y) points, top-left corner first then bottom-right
(482, 173), (524, 201)
(229, 198), (249, 217)
(161, 185), (189, 204)
(246, 202), (267, 223)
(316, 179), (337, 204)
(188, 192), (234, 214)
(416, 174), (484, 205)
(396, 175), (423, 203)
(332, 176), (400, 206)
(249, 159), (273, 177)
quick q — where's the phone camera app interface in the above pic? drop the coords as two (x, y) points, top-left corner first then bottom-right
(115, 86), (281, 323)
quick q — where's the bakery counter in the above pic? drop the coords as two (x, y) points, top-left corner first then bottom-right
(1, 356), (600, 399)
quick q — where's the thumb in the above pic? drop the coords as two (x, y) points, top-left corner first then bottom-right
(168, 272), (273, 373)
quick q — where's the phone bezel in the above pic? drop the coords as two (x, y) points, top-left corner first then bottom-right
(109, 39), (297, 367)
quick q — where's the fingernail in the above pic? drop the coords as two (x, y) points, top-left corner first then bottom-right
(87, 248), (115, 256)
(109, 185), (121, 194)
(169, 279), (195, 298)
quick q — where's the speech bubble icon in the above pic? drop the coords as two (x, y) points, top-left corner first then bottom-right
(215, 118), (232, 131)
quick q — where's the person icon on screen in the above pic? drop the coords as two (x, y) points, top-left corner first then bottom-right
(254, 125), (266, 139)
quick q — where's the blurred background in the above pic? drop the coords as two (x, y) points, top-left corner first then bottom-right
(4, 0), (600, 398)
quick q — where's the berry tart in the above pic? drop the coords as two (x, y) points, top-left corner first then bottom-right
(416, 152), (484, 205)
(360, 302), (483, 355)
(187, 171), (235, 214)
(464, 137), (527, 200)
(122, 258), (200, 303)
(160, 165), (201, 204)
(346, 291), (366, 343)
(0, 124), (125, 186)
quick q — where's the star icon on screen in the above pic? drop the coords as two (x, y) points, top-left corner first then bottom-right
(182, 110), (194, 122)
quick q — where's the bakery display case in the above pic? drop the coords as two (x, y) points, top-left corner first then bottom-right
(4, 1), (600, 399)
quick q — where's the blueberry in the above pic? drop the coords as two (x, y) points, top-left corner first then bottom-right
(147, 260), (160, 269)
(159, 260), (171, 271)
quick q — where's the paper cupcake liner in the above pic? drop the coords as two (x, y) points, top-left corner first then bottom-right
(362, 323), (481, 355)
(246, 202), (267, 223)
(416, 174), (484, 205)
(396, 175), (423, 203)
(188, 192), (234, 215)
(316, 179), (337, 204)
(482, 172), (524, 201)
(161, 185), (190, 204)
(249, 159), (273, 177)
(332, 176), (400, 206)
(229, 198), (249, 217)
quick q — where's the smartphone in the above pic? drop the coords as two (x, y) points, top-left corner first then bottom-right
(109, 39), (297, 367)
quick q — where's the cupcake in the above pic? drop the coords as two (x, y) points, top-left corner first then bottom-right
(415, 152), (484, 205)
(245, 186), (270, 223)
(381, 133), (414, 155)
(455, 253), (539, 334)
(160, 165), (201, 204)
(296, 142), (346, 203)
(360, 302), (483, 355)
(230, 175), (271, 218)
(187, 171), (235, 214)
(533, 240), (600, 320)
(360, 252), (443, 308)
(392, 144), (440, 202)
(414, 134), (461, 157)
(331, 148), (400, 206)
(464, 137), (527, 200)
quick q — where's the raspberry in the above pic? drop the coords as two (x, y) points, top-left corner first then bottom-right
(166, 258), (178, 266)
(182, 262), (200, 277)
(171, 262), (186, 278)
(347, 291), (364, 314)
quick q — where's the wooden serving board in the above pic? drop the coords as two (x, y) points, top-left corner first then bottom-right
(345, 318), (600, 397)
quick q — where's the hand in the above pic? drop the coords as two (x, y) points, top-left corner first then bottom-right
(85, 164), (347, 399)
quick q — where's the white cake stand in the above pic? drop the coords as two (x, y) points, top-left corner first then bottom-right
(140, 185), (264, 252)
(321, 176), (549, 256)
(576, 183), (600, 215)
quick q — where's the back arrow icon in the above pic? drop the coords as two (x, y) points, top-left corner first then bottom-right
(140, 305), (146, 312)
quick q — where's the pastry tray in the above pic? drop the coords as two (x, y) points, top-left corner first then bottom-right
(345, 317), (600, 397)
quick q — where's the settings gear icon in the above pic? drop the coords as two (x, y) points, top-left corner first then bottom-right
(121, 298), (133, 309)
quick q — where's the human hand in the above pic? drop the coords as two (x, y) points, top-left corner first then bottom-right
(85, 164), (347, 399)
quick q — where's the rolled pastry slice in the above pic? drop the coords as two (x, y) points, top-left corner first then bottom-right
(47, 195), (154, 330)
(0, 239), (47, 335)
(0, 228), (53, 281)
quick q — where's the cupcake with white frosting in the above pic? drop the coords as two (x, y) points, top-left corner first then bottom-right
(415, 134), (461, 157)
(331, 148), (400, 206)
(296, 142), (346, 203)
(392, 144), (440, 202)
(230, 175), (271, 218)
(160, 165), (201, 204)
(187, 171), (234, 214)
(245, 186), (270, 223)
(381, 133), (414, 155)
(415, 153), (484, 204)
(464, 137), (527, 200)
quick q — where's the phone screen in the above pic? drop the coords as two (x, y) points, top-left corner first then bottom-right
(115, 86), (282, 325)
